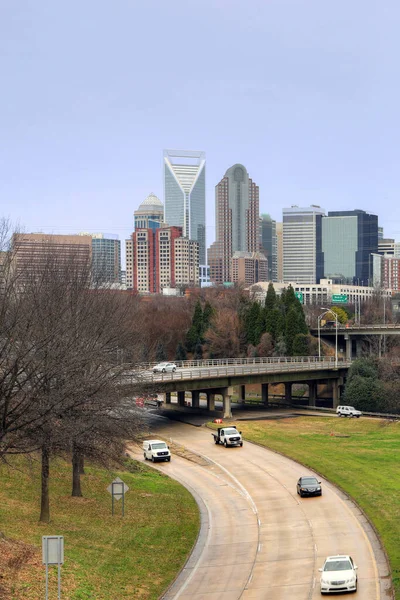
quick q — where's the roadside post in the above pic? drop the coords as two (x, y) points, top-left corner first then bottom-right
(42, 535), (64, 600)
(107, 477), (129, 517)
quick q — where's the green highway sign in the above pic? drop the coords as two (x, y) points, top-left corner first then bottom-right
(295, 291), (304, 303)
(332, 294), (348, 303)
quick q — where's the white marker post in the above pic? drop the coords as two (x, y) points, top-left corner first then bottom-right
(42, 536), (64, 599)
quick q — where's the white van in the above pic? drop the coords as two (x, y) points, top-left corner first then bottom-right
(336, 405), (362, 418)
(142, 439), (171, 462)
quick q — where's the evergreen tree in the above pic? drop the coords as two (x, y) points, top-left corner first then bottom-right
(194, 340), (203, 360)
(264, 282), (277, 311)
(156, 343), (167, 361)
(192, 300), (203, 334)
(185, 325), (198, 353)
(202, 301), (214, 334)
(292, 333), (309, 356)
(285, 306), (302, 356)
(175, 342), (187, 361)
(245, 302), (262, 346)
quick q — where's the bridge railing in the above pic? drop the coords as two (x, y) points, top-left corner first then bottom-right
(129, 357), (352, 383)
(135, 355), (345, 372)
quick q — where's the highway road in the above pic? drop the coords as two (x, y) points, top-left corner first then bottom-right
(129, 415), (388, 600)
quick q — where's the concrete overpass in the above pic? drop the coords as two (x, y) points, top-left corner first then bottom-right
(131, 357), (351, 418)
(311, 323), (400, 358)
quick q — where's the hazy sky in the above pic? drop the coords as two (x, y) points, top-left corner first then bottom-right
(1, 0), (400, 263)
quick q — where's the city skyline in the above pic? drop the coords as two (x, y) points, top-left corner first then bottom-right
(2, 1), (400, 257)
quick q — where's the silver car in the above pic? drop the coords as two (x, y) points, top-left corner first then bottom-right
(319, 555), (358, 594)
(153, 362), (177, 373)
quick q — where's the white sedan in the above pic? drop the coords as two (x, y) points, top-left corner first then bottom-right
(153, 362), (177, 373)
(319, 555), (358, 594)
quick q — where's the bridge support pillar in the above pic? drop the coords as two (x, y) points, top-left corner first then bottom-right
(261, 383), (269, 406)
(165, 392), (171, 405)
(192, 390), (200, 408)
(222, 387), (232, 419)
(177, 391), (185, 407)
(285, 382), (292, 403)
(332, 379), (340, 409)
(240, 385), (246, 403)
(207, 392), (215, 411)
(308, 381), (317, 407)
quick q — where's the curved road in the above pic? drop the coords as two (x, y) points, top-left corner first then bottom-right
(129, 416), (387, 599)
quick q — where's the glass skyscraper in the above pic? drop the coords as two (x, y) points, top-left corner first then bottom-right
(322, 210), (378, 285)
(163, 149), (206, 265)
(260, 214), (277, 281)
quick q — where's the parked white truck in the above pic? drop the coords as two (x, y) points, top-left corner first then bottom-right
(211, 426), (243, 447)
(143, 439), (171, 462)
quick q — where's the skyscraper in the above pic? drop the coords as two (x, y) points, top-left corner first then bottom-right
(78, 233), (121, 284)
(125, 226), (199, 293)
(260, 214), (277, 281)
(322, 210), (378, 285)
(283, 206), (325, 284)
(208, 164), (260, 285)
(134, 193), (164, 231)
(163, 149), (206, 265)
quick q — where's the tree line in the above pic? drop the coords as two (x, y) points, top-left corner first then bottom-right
(0, 220), (147, 522)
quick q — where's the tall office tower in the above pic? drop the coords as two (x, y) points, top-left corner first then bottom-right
(12, 233), (92, 284)
(282, 206), (325, 284)
(322, 210), (378, 285)
(260, 214), (277, 281)
(231, 251), (268, 286)
(378, 238), (395, 256)
(378, 226), (384, 240)
(126, 226), (199, 294)
(163, 149), (206, 265)
(79, 233), (121, 284)
(276, 222), (283, 282)
(134, 193), (164, 231)
(208, 164), (259, 285)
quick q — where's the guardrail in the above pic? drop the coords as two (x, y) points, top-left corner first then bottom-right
(312, 324), (400, 331)
(135, 355), (349, 371)
(130, 358), (353, 383)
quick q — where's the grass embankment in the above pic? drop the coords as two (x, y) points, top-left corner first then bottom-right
(0, 456), (199, 599)
(211, 416), (400, 595)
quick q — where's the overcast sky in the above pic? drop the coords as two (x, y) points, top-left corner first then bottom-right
(1, 0), (400, 263)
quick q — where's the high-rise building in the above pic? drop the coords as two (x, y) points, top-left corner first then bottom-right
(322, 210), (378, 285)
(282, 206), (325, 284)
(163, 149), (206, 265)
(372, 253), (400, 291)
(208, 164), (259, 285)
(12, 233), (92, 284)
(79, 233), (121, 284)
(125, 226), (199, 293)
(378, 238), (395, 256)
(259, 214), (277, 281)
(276, 222), (283, 282)
(378, 226), (384, 240)
(134, 193), (164, 231)
(231, 251), (268, 286)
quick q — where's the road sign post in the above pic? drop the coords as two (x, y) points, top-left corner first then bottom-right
(42, 536), (64, 600)
(107, 477), (129, 517)
(332, 294), (348, 304)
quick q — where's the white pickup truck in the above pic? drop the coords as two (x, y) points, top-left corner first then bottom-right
(143, 439), (171, 462)
(211, 426), (243, 447)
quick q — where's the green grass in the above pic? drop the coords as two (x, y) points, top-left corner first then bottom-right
(0, 456), (199, 599)
(211, 417), (400, 596)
